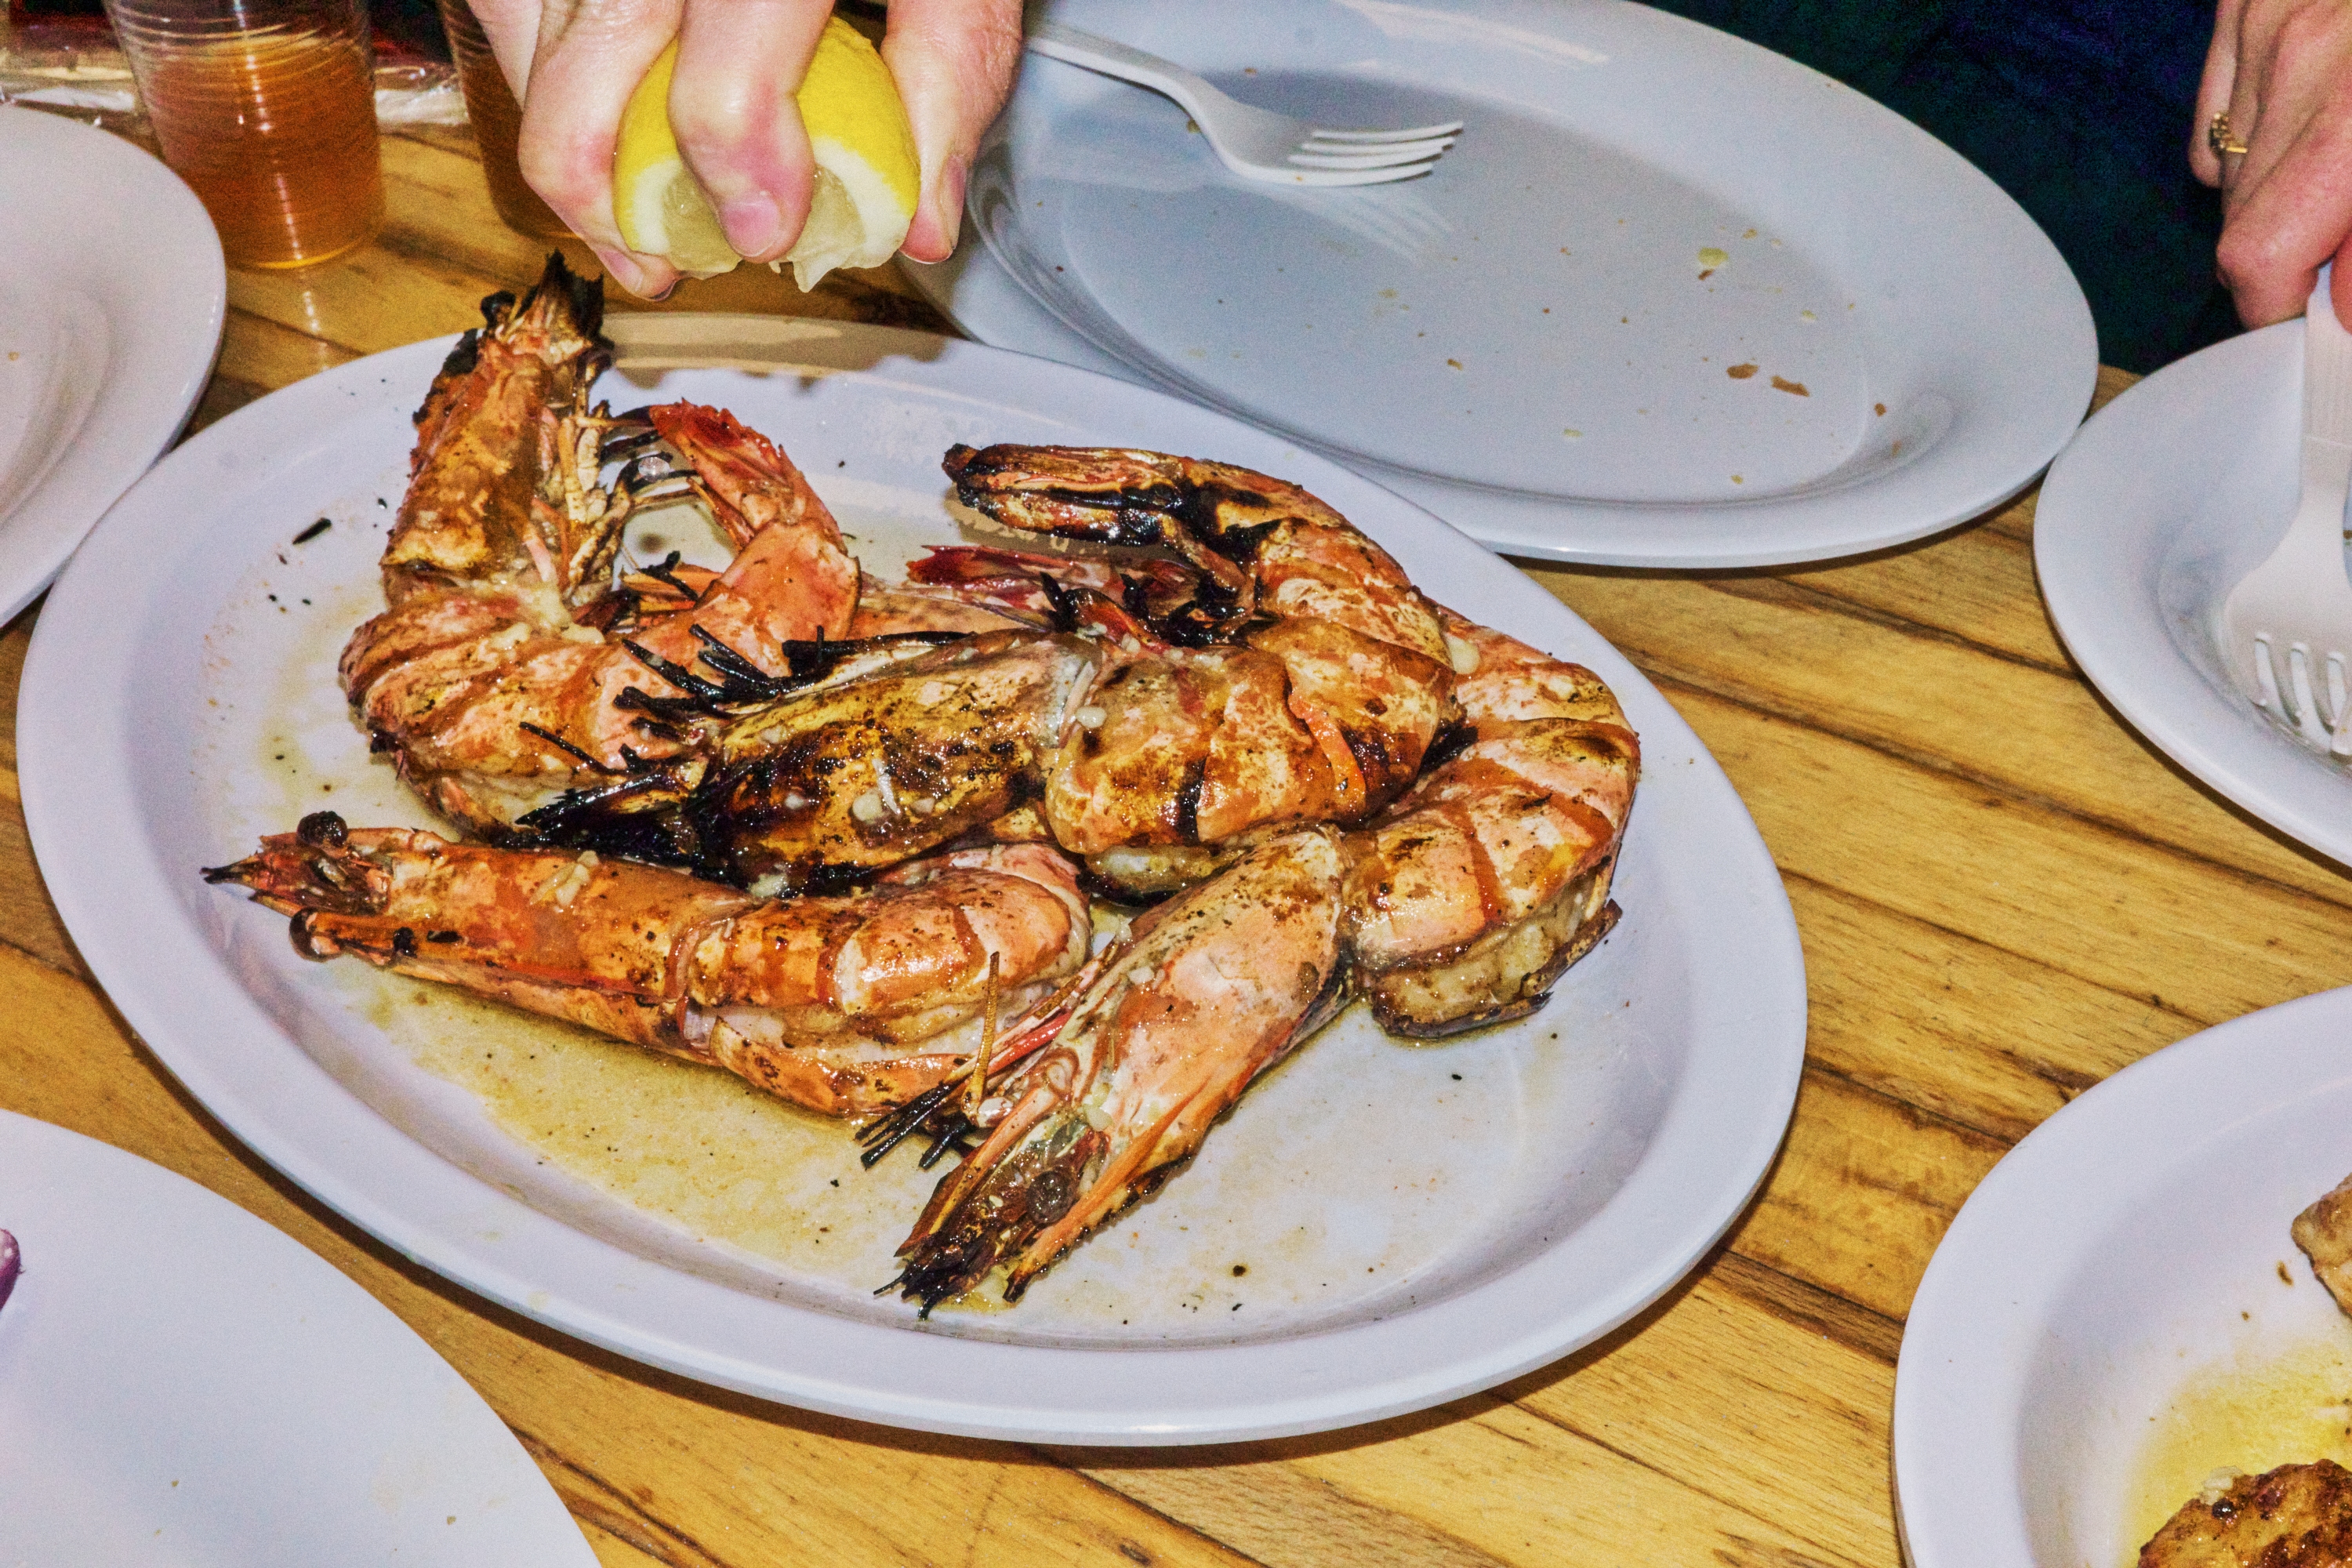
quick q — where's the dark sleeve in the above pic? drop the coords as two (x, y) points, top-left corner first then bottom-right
(1642, 0), (2236, 371)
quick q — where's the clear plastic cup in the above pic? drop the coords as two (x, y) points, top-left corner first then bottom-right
(102, 0), (383, 268)
(435, 0), (571, 240)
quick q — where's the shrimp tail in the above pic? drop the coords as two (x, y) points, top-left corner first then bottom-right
(412, 253), (605, 446)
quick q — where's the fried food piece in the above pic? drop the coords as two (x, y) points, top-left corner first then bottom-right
(2140, 1460), (2352, 1566)
(2294, 1172), (2352, 1317)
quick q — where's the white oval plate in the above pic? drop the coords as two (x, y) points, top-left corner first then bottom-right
(1893, 988), (2352, 1567)
(0, 1109), (594, 1565)
(2034, 323), (2352, 869)
(0, 107), (223, 624)
(913, 0), (2095, 568)
(20, 315), (1804, 1443)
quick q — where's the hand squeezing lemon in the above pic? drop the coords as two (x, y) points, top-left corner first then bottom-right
(613, 17), (919, 289)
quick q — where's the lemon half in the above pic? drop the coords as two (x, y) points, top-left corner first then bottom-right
(614, 19), (919, 289)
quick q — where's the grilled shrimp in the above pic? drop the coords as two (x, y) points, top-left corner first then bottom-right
(518, 448), (1463, 898)
(883, 828), (1347, 1310)
(339, 256), (862, 834)
(942, 446), (1457, 868)
(1344, 608), (1640, 1036)
(202, 811), (1092, 1116)
(515, 630), (1107, 891)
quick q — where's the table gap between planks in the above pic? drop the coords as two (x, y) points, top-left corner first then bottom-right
(5, 122), (2338, 1568)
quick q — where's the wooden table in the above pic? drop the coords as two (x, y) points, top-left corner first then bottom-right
(3, 122), (2330, 1567)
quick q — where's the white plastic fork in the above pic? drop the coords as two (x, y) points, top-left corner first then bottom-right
(1025, 21), (1461, 187)
(2222, 268), (2352, 753)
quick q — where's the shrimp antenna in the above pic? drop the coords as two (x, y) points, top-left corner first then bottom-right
(856, 953), (1103, 1170)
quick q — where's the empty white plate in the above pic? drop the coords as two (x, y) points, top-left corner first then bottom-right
(916, 0), (2095, 568)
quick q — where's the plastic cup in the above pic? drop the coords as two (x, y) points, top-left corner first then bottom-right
(102, 0), (383, 269)
(435, 0), (570, 240)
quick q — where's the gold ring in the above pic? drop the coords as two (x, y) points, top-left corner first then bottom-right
(2210, 111), (2249, 158)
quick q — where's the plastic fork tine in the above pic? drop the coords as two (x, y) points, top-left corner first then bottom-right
(1288, 147), (1450, 172)
(1289, 136), (1457, 168)
(1295, 146), (1455, 168)
(2253, 635), (2284, 712)
(1307, 122), (1465, 143)
(1299, 136), (1459, 159)
(2220, 264), (2352, 753)
(1026, 20), (1461, 188)
(2328, 651), (2351, 751)
(1276, 161), (1443, 187)
(1301, 131), (1458, 154)
(2289, 645), (2323, 742)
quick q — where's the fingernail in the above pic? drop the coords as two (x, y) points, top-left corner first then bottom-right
(721, 194), (786, 260)
(935, 155), (969, 253)
(591, 245), (650, 297)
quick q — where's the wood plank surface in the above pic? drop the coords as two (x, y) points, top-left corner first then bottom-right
(2, 118), (2339, 1566)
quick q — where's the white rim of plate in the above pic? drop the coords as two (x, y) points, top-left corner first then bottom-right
(20, 318), (1806, 1443)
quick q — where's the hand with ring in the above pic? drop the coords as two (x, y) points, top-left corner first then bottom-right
(2193, 0), (2352, 328)
(469, 0), (1023, 300)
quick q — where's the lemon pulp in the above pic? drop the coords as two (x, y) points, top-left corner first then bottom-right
(613, 19), (919, 289)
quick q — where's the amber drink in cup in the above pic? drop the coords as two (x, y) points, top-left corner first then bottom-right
(103, 0), (382, 268)
(435, 0), (569, 238)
